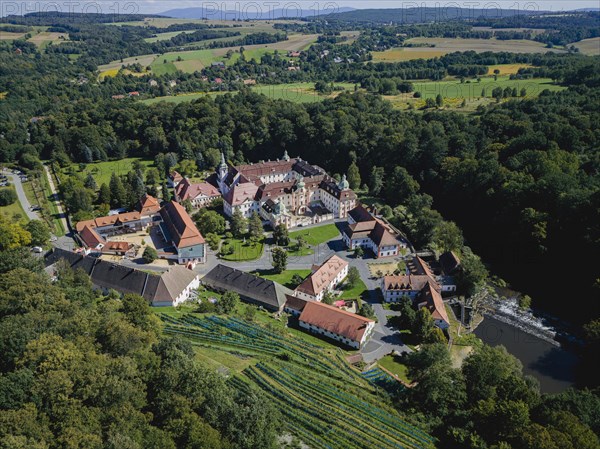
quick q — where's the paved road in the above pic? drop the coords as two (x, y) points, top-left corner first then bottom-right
(44, 165), (70, 235)
(2, 169), (40, 220)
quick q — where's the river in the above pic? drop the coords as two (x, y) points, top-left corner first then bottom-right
(474, 315), (578, 394)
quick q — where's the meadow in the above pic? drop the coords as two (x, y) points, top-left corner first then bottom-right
(572, 37), (600, 56)
(373, 37), (566, 62)
(100, 32), (317, 78)
(61, 158), (154, 188)
(143, 82), (356, 105)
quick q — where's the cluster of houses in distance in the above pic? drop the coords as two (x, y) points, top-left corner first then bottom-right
(53, 151), (458, 349)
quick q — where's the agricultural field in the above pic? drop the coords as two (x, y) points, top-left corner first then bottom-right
(98, 54), (158, 78)
(159, 314), (433, 448)
(486, 63), (532, 75)
(144, 29), (197, 43)
(0, 31), (26, 40)
(572, 37), (600, 55)
(101, 32), (318, 78)
(373, 37), (566, 62)
(61, 158), (155, 188)
(27, 31), (68, 48)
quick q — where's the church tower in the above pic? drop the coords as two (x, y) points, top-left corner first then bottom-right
(217, 153), (229, 193)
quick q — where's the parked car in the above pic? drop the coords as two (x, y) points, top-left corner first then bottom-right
(32, 246), (43, 253)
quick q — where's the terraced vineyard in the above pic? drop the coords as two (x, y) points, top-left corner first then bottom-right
(159, 314), (434, 449)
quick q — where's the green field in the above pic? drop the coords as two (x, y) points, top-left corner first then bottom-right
(157, 313), (433, 448)
(143, 83), (357, 105)
(144, 30), (196, 43)
(251, 269), (311, 289)
(411, 76), (564, 99)
(289, 223), (341, 246)
(0, 185), (27, 221)
(62, 158), (155, 188)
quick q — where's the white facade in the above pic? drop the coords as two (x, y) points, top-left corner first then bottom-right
(299, 319), (375, 349)
(295, 264), (349, 302)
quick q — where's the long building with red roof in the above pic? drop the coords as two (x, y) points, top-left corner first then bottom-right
(158, 200), (206, 264)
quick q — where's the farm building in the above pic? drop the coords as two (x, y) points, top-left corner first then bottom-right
(44, 249), (200, 306)
(298, 300), (375, 349)
(201, 264), (294, 312)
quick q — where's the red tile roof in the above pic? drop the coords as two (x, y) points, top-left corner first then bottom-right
(160, 201), (205, 248)
(169, 171), (183, 183)
(224, 182), (259, 206)
(137, 194), (161, 216)
(76, 211), (141, 233)
(299, 301), (374, 342)
(421, 281), (449, 325)
(295, 255), (348, 297)
(79, 225), (105, 248)
(175, 178), (220, 202)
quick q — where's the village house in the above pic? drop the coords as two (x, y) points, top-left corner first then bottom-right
(158, 200), (206, 265)
(217, 151), (356, 228)
(294, 255), (349, 301)
(175, 178), (221, 208)
(342, 204), (406, 258)
(286, 297), (375, 349)
(45, 249), (200, 307)
(381, 256), (450, 329)
(201, 264), (294, 312)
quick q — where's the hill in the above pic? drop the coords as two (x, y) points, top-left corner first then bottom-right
(160, 6), (355, 20)
(316, 7), (545, 23)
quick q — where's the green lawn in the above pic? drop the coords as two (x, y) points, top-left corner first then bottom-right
(62, 158), (155, 188)
(251, 269), (311, 289)
(220, 238), (264, 261)
(288, 223), (341, 246)
(0, 186), (28, 222)
(339, 278), (368, 300)
(378, 355), (411, 384)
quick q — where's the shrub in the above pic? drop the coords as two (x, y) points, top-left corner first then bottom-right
(0, 189), (17, 206)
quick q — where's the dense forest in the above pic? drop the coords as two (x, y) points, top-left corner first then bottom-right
(0, 254), (280, 448)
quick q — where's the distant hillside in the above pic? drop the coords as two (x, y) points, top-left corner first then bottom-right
(315, 7), (544, 24)
(160, 6), (355, 20)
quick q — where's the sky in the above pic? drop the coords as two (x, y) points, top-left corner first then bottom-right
(1, 0), (597, 17)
